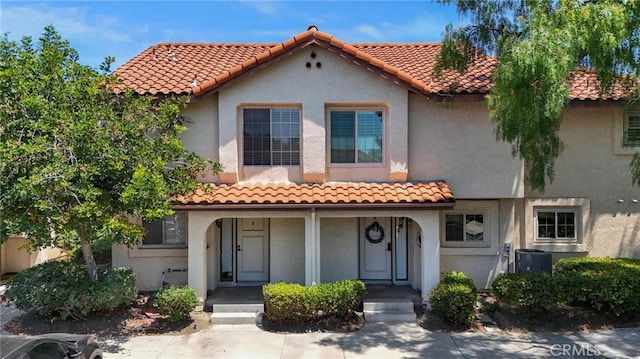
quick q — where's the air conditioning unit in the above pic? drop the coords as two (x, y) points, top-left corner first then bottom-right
(515, 249), (552, 275)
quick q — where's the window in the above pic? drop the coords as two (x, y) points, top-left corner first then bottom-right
(442, 212), (488, 247)
(623, 113), (640, 147)
(142, 212), (187, 246)
(535, 209), (577, 241)
(330, 110), (383, 163)
(243, 108), (300, 165)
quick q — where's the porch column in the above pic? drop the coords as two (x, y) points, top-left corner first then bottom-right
(416, 211), (440, 302)
(187, 211), (209, 308)
(304, 209), (321, 286)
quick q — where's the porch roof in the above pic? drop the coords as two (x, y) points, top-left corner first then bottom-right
(173, 181), (455, 210)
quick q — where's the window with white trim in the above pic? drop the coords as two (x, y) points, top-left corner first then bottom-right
(330, 109), (383, 164)
(142, 212), (187, 246)
(623, 113), (640, 147)
(442, 212), (488, 247)
(243, 107), (300, 165)
(534, 209), (577, 241)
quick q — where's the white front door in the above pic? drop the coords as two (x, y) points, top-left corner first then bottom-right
(359, 217), (392, 280)
(237, 218), (269, 282)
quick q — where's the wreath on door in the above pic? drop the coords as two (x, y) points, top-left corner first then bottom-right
(365, 220), (385, 244)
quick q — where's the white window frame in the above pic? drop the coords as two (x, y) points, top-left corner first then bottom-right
(327, 107), (386, 167)
(141, 212), (188, 247)
(441, 207), (491, 249)
(242, 107), (301, 166)
(623, 112), (640, 148)
(534, 208), (578, 242)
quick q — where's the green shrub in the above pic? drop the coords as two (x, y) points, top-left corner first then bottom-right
(491, 271), (560, 314)
(5, 260), (137, 320)
(430, 271), (478, 326)
(262, 280), (366, 324)
(554, 257), (640, 316)
(154, 285), (199, 322)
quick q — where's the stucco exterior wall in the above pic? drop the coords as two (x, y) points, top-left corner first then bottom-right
(0, 236), (65, 274)
(270, 218), (305, 284)
(320, 218), (358, 282)
(112, 244), (188, 291)
(216, 45), (408, 183)
(408, 95), (524, 198)
(439, 199), (513, 289)
(180, 94), (220, 182)
(533, 105), (640, 258)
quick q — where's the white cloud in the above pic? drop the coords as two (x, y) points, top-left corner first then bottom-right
(237, 0), (282, 15)
(349, 13), (462, 43)
(0, 3), (141, 69)
(1, 4), (130, 43)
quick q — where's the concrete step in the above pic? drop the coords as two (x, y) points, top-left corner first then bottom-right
(363, 299), (414, 312)
(212, 303), (264, 313)
(365, 311), (417, 323)
(210, 312), (262, 325)
(363, 299), (416, 323)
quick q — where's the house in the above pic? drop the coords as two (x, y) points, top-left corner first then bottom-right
(111, 26), (639, 304)
(1, 236), (65, 279)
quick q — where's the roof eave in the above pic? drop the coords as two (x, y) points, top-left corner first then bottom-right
(172, 201), (455, 211)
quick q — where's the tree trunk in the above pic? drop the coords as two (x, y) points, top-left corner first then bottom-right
(79, 235), (98, 281)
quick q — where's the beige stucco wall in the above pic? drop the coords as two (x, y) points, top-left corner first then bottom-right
(320, 218), (359, 283)
(531, 105), (640, 258)
(181, 94), (220, 182)
(408, 96), (525, 198)
(1, 236), (65, 274)
(112, 244), (188, 291)
(270, 218), (305, 284)
(439, 199), (514, 289)
(216, 45), (408, 183)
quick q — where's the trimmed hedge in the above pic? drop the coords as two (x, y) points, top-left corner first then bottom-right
(262, 280), (366, 324)
(5, 260), (137, 320)
(492, 271), (561, 313)
(430, 271), (478, 326)
(154, 285), (199, 322)
(491, 257), (640, 317)
(554, 257), (640, 316)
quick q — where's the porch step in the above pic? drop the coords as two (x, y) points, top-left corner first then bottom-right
(363, 299), (416, 323)
(210, 303), (264, 325)
(212, 303), (264, 313)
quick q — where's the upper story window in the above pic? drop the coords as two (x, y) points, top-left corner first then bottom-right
(142, 212), (187, 246)
(623, 112), (640, 147)
(243, 108), (300, 166)
(535, 208), (577, 241)
(330, 110), (383, 164)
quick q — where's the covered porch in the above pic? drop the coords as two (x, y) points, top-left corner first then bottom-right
(176, 182), (455, 306)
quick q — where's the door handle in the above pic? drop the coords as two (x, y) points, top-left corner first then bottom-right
(387, 242), (392, 252)
(237, 245), (241, 251)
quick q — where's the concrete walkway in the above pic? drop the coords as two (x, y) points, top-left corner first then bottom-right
(98, 323), (640, 359)
(3, 302), (640, 358)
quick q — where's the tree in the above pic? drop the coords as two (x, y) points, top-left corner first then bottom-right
(0, 26), (221, 281)
(436, 0), (640, 191)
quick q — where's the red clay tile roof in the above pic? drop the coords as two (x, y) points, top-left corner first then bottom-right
(113, 28), (629, 100)
(173, 181), (454, 209)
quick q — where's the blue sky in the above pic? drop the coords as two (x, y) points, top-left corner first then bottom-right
(1, 1), (465, 70)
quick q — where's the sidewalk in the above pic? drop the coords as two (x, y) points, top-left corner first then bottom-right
(3, 302), (639, 358)
(99, 322), (640, 359)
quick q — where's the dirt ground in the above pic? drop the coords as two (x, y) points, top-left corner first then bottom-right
(3, 293), (639, 336)
(3, 294), (211, 337)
